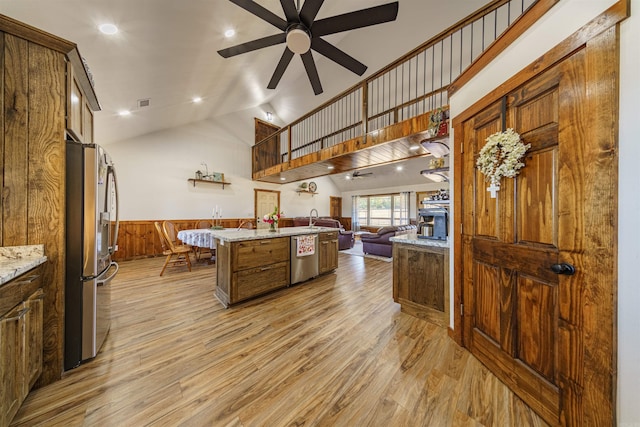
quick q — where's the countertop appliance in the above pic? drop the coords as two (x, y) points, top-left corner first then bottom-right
(65, 141), (119, 370)
(290, 234), (319, 285)
(418, 207), (448, 240)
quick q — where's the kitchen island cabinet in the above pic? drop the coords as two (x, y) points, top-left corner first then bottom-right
(216, 236), (290, 306)
(391, 234), (449, 326)
(210, 227), (339, 307)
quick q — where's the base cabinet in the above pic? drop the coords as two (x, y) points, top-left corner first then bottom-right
(392, 242), (449, 326)
(318, 231), (339, 274)
(216, 237), (290, 306)
(0, 267), (44, 427)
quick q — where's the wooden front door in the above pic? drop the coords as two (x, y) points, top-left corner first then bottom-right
(330, 196), (342, 219)
(457, 32), (617, 426)
(254, 189), (280, 230)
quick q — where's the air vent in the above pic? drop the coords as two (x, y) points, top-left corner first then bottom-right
(137, 99), (150, 108)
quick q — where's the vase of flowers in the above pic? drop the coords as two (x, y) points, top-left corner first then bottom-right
(263, 206), (282, 232)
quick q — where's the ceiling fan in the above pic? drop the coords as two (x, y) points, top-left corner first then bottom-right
(217, 0), (400, 95)
(349, 170), (373, 179)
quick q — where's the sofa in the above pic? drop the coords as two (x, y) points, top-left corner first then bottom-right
(292, 217), (355, 250)
(360, 224), (418, 257)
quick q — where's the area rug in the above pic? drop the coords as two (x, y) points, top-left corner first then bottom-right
(341, 241), (393, 262)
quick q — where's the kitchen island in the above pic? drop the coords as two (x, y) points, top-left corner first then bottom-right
(390, 233), (449, 326)
(203, 226), (340, 307)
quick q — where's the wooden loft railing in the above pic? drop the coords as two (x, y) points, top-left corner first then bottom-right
(252, 0), (550, 184)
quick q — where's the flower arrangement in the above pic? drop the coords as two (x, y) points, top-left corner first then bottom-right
(263, 206), (282, 231)
(476, 128), (530, 197)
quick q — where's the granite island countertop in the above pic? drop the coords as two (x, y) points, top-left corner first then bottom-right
(390, 233), (450, 248)
(200, 226), (340, 243)
(0, 245), (47, 285)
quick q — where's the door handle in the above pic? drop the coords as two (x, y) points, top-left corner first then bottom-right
(550, 263), (575, 275)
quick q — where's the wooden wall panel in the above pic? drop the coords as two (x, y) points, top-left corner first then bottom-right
(112, 217), (353, 261)
(2, 34), (29, 246)
(0, 34), (3, 244)
(113, 218), (255, 261)
(26, 43), (66, 387)
(1, 28), (67, 387)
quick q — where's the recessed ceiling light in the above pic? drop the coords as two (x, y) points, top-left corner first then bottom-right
(192, 96), (202, 103)
(99, 23), (118, 35)
(118, 110), (131, 117)
(396, 165), (404, 171)
(224, 29), (235, 38)
(345, 175), (351, 180)
(280, 177), (286, 181)
(409, 145), (420, 151)
(327, 166), (334, 170)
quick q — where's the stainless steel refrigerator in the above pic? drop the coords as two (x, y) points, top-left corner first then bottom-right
(65, 141), (119, 371)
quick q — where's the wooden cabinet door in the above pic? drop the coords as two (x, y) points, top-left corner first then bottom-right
(83, 102), (94, 144)
(319, 232), (338, 274)
(459, 41), (617, 426)
(319, 238), (338, 274)
(0, 304), (26, 427)
(24, 289), (44, 391)
(67, 64), (84, 141)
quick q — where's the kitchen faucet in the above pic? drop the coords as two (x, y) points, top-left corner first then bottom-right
(309, 208), (318, 228)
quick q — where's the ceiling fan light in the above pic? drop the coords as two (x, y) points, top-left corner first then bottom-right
(286, 28), (311, 54)
(420, 139), (450, 158)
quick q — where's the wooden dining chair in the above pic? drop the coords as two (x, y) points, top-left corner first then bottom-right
(154, 221), (192, 276)
(193, 220), (215, 262)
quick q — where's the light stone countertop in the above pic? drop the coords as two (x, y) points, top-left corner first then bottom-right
(390, 233), (450, 249)
(181, 226), (340, 244)
(0, 244), (47, 285)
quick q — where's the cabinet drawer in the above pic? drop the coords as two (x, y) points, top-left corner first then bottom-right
(319, 231), (339, 241)
(0, 266), (43, 316)
(234, 261), (290, 302)
(233, 237), (289, 271)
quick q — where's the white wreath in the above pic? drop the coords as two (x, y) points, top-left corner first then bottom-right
(476, 129), (530, 196)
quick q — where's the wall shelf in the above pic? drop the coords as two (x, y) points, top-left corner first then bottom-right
(296, 189), (317, 196)
(188, 178), (231, 189)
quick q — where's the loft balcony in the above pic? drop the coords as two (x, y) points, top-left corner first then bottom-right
(251, 0), (549, 184)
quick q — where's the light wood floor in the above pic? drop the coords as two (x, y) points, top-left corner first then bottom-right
(12, 253), (548, 427)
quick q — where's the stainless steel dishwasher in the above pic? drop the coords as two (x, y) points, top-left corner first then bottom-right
(290, 234), (319, 284)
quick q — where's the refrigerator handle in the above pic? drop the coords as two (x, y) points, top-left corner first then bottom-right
(108, 164), (120, 253)
(97, 262), (119, 286)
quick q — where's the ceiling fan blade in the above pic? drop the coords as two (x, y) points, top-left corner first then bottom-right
(217, 33), (286, 58)
(312, 2), (399, 37)
(229, 0), (289, 31)
(280, 0), (299, 23)
(268, 48), (295, 89)
(311, 38), (367, 76)
(300, 51), (323, 95)
(299, 0), (324, 28)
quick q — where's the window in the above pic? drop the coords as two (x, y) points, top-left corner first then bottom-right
(356, 193), (409, 227)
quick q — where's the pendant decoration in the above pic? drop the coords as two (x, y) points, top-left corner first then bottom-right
(476, 128), (530, 198)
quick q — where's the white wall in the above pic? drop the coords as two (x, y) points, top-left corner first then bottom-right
(449, 0), (638, 424)
(617, 1), (640, 424)
(104, 117), (341, 221)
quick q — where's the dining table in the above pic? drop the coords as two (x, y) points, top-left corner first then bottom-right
(177, 228), (218, 249)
